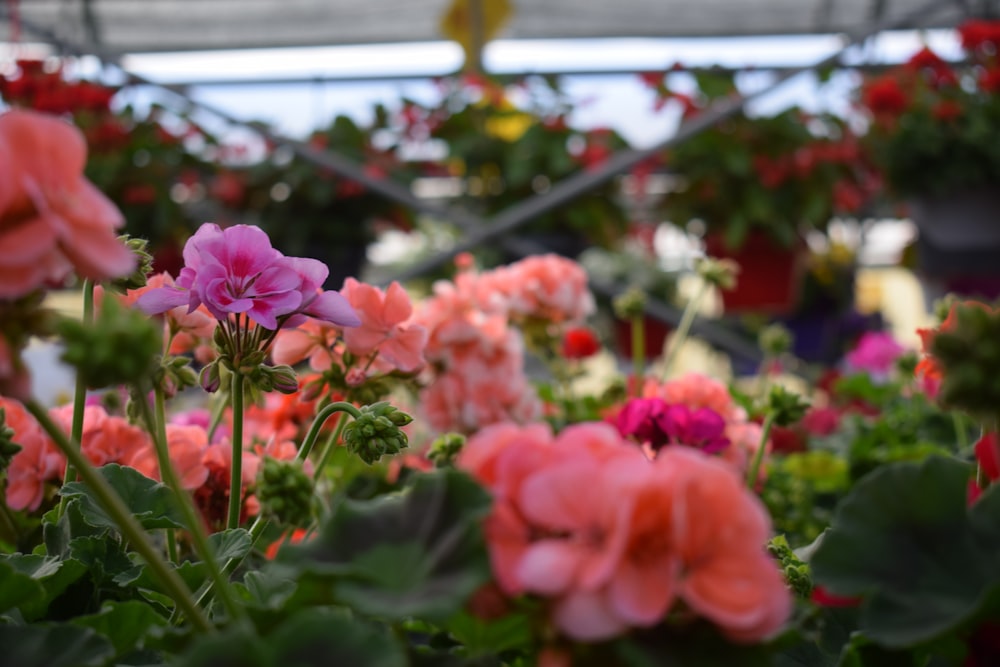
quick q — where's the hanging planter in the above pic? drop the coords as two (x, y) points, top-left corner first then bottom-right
(910, 188), (1000, 299)
(704, 231), (807, 315)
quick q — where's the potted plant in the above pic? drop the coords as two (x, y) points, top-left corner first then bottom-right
(856, 18), (1000, 298)
(646, 70), (877, 314)
(400, 74), (633, 264)
(216, 111), (418, 288)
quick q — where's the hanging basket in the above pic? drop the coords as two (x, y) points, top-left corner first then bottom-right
(704, 231), (807, 315)
(909, 188), (1000, 301)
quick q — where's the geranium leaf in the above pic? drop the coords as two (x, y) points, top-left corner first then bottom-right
(209, 528), (253, 561)
(812, 456), (1000, 647)
(0, 624), (114, 667)
(71, 600), (169, 657)
(1, 553), (88, 621)
(278, 469), (492, 621)
(0, 559), (45, 614)
(60, 463), (184, 530)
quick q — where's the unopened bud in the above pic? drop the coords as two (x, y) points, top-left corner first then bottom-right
(613, 287), (647, 321)
(697, 257), (739, 291)
(199, 361), (222, 393)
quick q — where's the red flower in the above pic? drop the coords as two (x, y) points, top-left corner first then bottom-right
(969, 432), (1000, 504)
(811, 585), (861, 608)
(932, 100), (963, 122)
(906, 47), (958, 87)
(861, 76), (909, 117)
(561, 326), (601, 360)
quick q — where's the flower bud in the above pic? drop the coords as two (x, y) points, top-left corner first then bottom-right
(255, 458), (315, 528)
(0, 408), (23, 475)
(613, 286), (647, 321)
(199, 360), (222, 393)
(108, 236), (155, 293)
(696, 257), (739, 291)
(342, 402), (413, 464)
(58, 294), (161, 389)
(766, 385), (810, 427)
(427, 433), (466, 468)
(758, 323), (793, 357)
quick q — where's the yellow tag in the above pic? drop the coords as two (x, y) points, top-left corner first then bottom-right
(439, 0), (513, 68)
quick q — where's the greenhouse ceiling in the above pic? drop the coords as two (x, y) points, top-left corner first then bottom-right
(1, 0), (968, 55)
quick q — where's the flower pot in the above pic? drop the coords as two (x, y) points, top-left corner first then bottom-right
(703, 231), (807, 315)
(909, 188), (1000, 301)
(614, 316), (673, 359)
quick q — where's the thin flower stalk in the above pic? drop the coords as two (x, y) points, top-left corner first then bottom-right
(57, 278), (94, 520)
(23, 399), (213, 633)
(141, 384), (247, 623)
(227, 371), (245, 530)
(746, 412), (775, 488)
(661, 279), (710, 379)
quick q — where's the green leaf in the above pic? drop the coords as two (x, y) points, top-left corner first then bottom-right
(0, 624), (114, 667)
(1, 553), (88, 620)
(72, 600), (169, 657)
(812, 457), (1000, 647)
(178, 608), (407, 667)
(278, 469), (492, 621)
(60, 463), (184, 531)
(42, 499), (107, 558)
(616, 621), (774, 666)
(0, 558), (45, 614)
(446, 610), (534, 657)
(209, 528), (253, 561)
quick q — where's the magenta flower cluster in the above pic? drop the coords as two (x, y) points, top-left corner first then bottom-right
(615, 397), (730, 454)
(137, 223), (361, 331)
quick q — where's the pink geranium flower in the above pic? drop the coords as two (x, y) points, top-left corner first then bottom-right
(0, 109), (136, 299)
(844, 331), (906, 378)
(137, 223), (359, 331)
(3, 397), (63, 511)
(340, 278), (428, 373)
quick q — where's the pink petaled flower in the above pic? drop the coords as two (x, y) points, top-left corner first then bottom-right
(666, 448), (792, 642)
(3, 396), (63, 511)
(0, 109), (136, 299)
(136, 223), (360, 331)
(340, 278), (428, 373)
(49, 403), (155, 476)
(844, 331), (906, 378)
(482, 254), (596, 324)
(125, 272), (216, 359)
(271, 319), (341, 372)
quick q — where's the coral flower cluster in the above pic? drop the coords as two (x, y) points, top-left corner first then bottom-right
(415, 254), (594, 434)
(458, 420), (792, 642)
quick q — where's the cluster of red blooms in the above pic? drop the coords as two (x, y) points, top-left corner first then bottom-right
(0, 59), (115, 115)
(860, 19), (1000, 125)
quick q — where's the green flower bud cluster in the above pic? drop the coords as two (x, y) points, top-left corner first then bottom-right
(930, 302), (1000, 421)
(255, 458), (315, 528)
(246, 364), (299, 395)
(58, 295), (161, 389)
(767, 535), (813, 599)
(696, 257), (739, 291)
(153, 355), (199, 399)
(613, 286), (647, 321)
(758, 323), (793, 357)
(109, 236), (154, 293)
(342, 402), (413, 465)
(427, 433), (466, 468)
(766, 385), (810, 427)
(0, 408), (23, 475)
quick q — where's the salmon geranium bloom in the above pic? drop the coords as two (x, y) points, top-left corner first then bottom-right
(0, 109), (136, 298)
(340, 277), (428, 373)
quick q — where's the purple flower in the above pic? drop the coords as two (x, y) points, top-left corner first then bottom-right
(615, 397), (730, 454)
(137, 223), (360, 331)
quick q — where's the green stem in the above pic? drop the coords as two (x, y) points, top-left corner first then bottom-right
(57, 279), (95, 519)
(143, 386), (247, 622)
(297, 402), (359, 464)
(206, 392), (228, 443)
(227, 372), (245, 530)
(193, 510), (271, 611)
(24, 399), (213, 633)
(661, 280), (709, 380)
(312, 412), (353, 481)
(953, 412), (970, 453)
(746, 413), (775, 489)
(630, 314), (646, 394)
